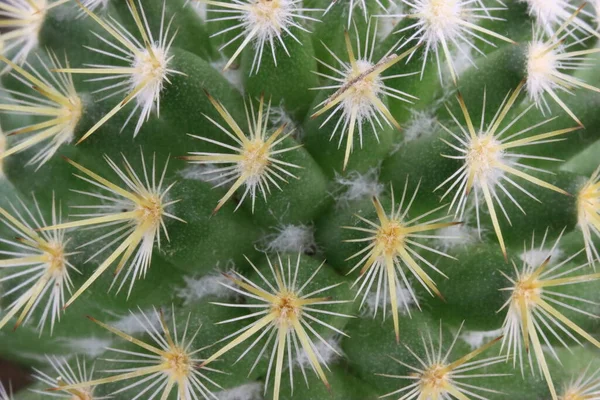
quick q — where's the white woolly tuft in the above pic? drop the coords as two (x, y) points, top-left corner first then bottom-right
(460, 328), (504, 350)
(294, 336), (343, 368)
(450, 41), (476, 78)
(210, 57), (245, 92)
(110, 309), (162, 335)
(188, 0), (207, 19)
(334, 169), (384, 205)
(179, 164), (236, 187)
(266, 103), (303, 141)
(176, 267), (236, 305)
(435, 223), (480, 251)
(378, 1), (405, 39)
(215, 382), (264, 400)
(61, 337), (112, 358)
(261, 224), (317, 254)
(520, 245), (563, 267)
(16, 351), (55, 363)
(400, 109), (438, 144)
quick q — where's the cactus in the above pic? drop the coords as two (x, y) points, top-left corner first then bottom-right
(0, 1), (600, 400)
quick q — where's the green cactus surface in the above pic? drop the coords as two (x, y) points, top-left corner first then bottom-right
(0, 1), (599, 400)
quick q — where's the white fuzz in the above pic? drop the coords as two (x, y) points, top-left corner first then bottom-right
(344, 181), (457, 341)
(202, 0), (321, 74)
(436, 83), (576, 257)
(55, 307), (222, 400)
(400, 109), (438, 144)
(519, 245), (562, 269)
(215, 382), (264, 400)
(0, 52), (82, 168)
(449, 40), (476, 78)
(32, 356), (104, 399)
(379, 322), (505, 400)
(0, 0), (64, 69)
(323, 0), (394, 27)
(261, 224), (316, 253)
(595, 0), (600, 28)
(111, 308), (162, 335)
(63, 0), (180, 142)
(334, 168), (384, 205)
(266, 103), (302, 140)
(13, 350), (56, 362)
(189, 0), (207, 19)
(210, 57), (245, 92)
(499, 230), (600, 400)
(460, 327), (504, 350)
(519, 0), (597, 38)
(176, 269), (236, 305)
(390, 0), (514, 84)
(578, 166), (600, 267)
(312, 21), (417, 170)
(61, 337), (113, 358)
(525, 24), (600, 125)
(185, 94), (301, 213)
(435, 222), (480, 251)
(377, 1), (405, 39)
(0, 194), (77, 334)
(40, 152), (183, 306)
(294, 336), (343, 368)
(179, 164), (236, 187)
(362, 279), (416, 318)
(201, 254), (353, 400)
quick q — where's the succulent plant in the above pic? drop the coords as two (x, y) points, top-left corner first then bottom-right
(0, 1), (599, 400)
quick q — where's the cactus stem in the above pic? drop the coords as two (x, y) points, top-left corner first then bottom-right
(386, 0), (514, 85)
(52, 307), (222, 399)
(184, 94), (301, 214)
(577, 165), (600, 268)
(343, 180), (456, 341)
(201, 254), (353, 400)
(498, 230), (600, 400)
(377, 322), (506, 400)
(311, 20), (418, 170)
(437, 83), (575, 258)
(199, 0), (322, 75)
(0, 193), (78, 334)
(40, 152), (183, 307)
(0, 52), (82, 168)
(526, 8), (600, 126)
